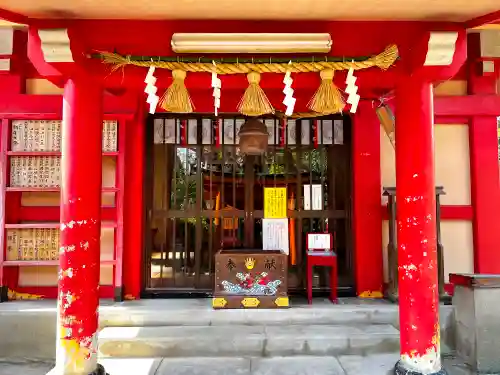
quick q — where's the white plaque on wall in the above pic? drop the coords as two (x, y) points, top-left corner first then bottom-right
(164, 118), (180, 144)
(303, 184), (323, 210)
(265, 119), (276, 145)
(320, 120), (333, 145)
(262, 218), (289, 255)
(287, 119), (297, 145)
(153, 118), (164, 145)
(301, 119), (311, 145)
(235, 118), (244, 144)
(187, 119), (198, 144)
(202, 118), (212, 144)
(334, 120), (344, 145)
(223, 118), (234, 145)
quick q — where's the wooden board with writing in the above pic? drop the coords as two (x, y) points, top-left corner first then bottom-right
(6, 228), (60, 261)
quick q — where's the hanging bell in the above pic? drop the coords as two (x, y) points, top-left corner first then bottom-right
(238, 118), (269, 155)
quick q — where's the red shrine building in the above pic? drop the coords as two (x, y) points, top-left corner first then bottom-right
(0, 2), (500, 375)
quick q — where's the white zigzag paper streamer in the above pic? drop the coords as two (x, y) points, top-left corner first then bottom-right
(345, 67), (360, 114)
(283, 62), (296, 117)
(145, 66), (159, 114)
(212, 63), (221, 116)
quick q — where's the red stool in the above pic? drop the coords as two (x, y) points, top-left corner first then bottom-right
(306, 251), (338, 304)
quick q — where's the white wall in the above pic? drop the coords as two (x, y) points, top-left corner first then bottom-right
(380, 123), (473, 283)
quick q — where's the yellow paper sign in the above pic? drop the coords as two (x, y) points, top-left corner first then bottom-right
(264, 187), (287, 219)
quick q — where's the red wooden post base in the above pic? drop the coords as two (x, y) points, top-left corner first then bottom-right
(306, 253), (338, 304)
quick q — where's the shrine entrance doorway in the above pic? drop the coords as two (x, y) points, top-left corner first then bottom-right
(143, 114), (354, 296)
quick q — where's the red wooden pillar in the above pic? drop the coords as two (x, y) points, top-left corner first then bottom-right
(352, 100), (384, 297)
(466, 33), (500, 274)
(394, 77), (443, 375)
(55, 75), (105, 375)
(123, 106), (145, 299)
(469, 117), (500, 274)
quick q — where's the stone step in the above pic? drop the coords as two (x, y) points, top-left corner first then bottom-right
(0, 300), (455, 361)
(99, 302), (402, 327)
(98, 324), (400, 358)
(98, 300), (455, 329)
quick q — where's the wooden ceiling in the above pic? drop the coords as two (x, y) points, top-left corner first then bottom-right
(1, 0), (499, 21)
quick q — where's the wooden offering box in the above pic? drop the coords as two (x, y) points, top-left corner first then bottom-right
(213, 250), (289, 309)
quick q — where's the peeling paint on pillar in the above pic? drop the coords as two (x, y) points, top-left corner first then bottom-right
(55, 76), (103, 375)
(395, 79), (442, 374)
(397, 191), (441, 374)
(56, 212), (101, 374)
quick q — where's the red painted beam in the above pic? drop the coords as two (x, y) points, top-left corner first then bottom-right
(0, 7), (29, 25)
(381, 205), (473, 221)
(434, 95), (500, 116)
(465, 11), (500, 29)
(0, 93), (137, 116)
(99, 65), (397, 92)
(19, 206), (116, 222)
(434, 116), (471, 125)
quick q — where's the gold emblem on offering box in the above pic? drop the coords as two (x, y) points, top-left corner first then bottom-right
(275, 297), (289, 307)
(241, 297), (260, 308)
(212, 297), (227, 308)
(244, 257), (255, 270)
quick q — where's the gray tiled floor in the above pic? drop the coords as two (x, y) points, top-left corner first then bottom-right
(0, 355), (478, 375)
(0, 360), (53, 375)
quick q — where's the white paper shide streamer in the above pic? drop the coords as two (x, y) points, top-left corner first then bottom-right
(282, 62), (296, 116)
(145, 66), (159, 114)
(212, 63), (221, 116)
(345, 66), (360, 114)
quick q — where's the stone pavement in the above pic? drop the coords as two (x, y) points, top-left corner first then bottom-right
(0, 360), (53, 375)
(0, 354), (476, 375)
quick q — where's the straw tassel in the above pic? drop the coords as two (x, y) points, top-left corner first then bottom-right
(372, 44), (399, 70)
(160, 69), (194, 113)
(307, 69), (345, 115)
(238, 72), (274, 116)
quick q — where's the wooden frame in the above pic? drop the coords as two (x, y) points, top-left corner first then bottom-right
(143, 113), (354, 295)
(0, 113), (127, 302)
